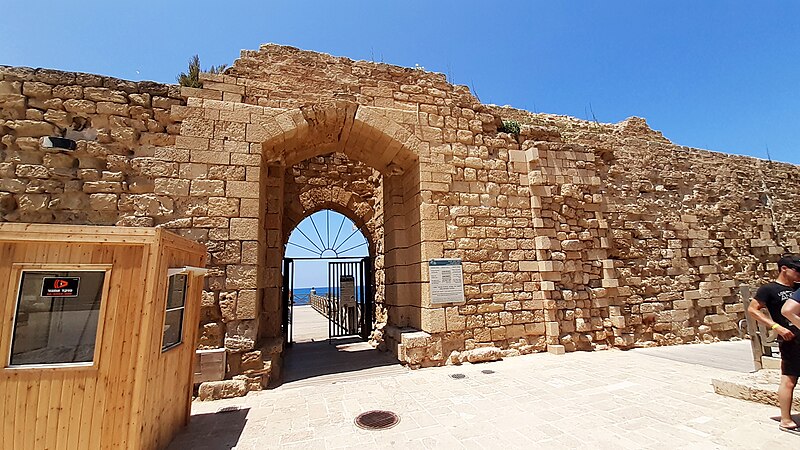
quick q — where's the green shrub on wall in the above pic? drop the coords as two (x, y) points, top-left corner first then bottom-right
(499, 119), (521, 136)
(177, 55), (228, 88)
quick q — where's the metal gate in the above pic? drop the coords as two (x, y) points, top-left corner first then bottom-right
(328, 257), (373, 340)
(281, 256), (373, 344)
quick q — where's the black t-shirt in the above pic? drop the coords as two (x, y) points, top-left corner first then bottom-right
(754, 282), (800, 333)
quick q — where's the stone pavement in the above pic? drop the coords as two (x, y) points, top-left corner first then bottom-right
(169, 341), (800, 449)
(281, 304), (408, 388)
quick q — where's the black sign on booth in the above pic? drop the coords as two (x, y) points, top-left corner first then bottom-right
(41, 277), (81, 297)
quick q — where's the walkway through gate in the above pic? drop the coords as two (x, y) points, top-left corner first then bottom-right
(279, 210), (400, 387)
(281, 256), (373, 345)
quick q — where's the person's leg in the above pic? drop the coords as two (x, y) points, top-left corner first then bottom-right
(778, 374), (798, 428)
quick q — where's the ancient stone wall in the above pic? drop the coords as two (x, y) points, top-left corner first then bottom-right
(3, 45), (800, 384)
(495, 108), (800, 347)
(0, 66), (184, 225)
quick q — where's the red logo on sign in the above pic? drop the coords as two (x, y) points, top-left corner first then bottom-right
(54, 279), (69, 289)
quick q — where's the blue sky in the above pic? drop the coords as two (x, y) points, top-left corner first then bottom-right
(2, 1), (798, 164)
(286, 211), (368, 288)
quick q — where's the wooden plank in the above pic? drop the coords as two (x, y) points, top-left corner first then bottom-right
(12, 374), (24, 450)
(66, 375), (85, 450)
(88, 246), (116, 450)
(77, 376), (97, 450)
(0, 223), (159, 244)
(96, 246), (129, 449)
(44, 376), (62, 450)
(23, 371), (41, 450)
(55, 375), (73, 450)
(102, 245), (144, 449)
(135, 241), (168, 449)
(33, 374), (52, 450)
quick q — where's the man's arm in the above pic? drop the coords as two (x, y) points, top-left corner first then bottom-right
(748, 298), (795, 340)
(782, 300), (800, 331)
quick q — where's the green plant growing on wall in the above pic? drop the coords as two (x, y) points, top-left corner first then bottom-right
(499, 119), (521, 136)
(177, 55), (228, 88)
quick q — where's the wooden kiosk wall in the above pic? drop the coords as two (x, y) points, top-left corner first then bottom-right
(0, 224), (207, 450)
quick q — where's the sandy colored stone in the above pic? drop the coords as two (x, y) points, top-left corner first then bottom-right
(197, 379), (247, 401)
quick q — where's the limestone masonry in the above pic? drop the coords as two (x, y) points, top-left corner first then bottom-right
(2, 44), (798, 389)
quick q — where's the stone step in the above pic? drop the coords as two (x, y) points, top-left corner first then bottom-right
(712, 369), (800, 409)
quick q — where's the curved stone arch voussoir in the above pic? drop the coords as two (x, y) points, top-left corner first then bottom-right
(258, 102), (420, 174)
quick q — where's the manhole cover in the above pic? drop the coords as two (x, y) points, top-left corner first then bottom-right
(355, 410), (400, 430)
(481, 369), (495, 374)
(450, 373), (466, 379)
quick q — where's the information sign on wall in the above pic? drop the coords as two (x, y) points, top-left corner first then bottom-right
(429, 259), (465, 304)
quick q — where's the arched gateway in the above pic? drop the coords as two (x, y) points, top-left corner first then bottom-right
(171, 48), (452, 389)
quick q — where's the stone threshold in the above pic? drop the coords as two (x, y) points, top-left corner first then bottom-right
(712, 368), (800, 410)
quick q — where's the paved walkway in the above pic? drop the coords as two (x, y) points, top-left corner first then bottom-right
(169, 341), (799, 449)
(282, 305), (407, 388)
(291, 305), (330, 343)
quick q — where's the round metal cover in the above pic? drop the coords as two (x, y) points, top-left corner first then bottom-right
(355, 410), (400, 430)
(450, 373), (466, 379)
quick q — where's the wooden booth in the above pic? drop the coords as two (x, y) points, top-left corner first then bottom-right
(0, 224), (207, 450)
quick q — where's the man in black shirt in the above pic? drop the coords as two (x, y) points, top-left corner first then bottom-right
(748, 254), (800, 434)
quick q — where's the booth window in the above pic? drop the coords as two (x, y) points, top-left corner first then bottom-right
(10, 271), (106, 367)
(162, 273), (187, 351)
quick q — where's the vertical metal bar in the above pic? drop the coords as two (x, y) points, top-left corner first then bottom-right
(328, 261), (333, 343)
(346, 262), (352, 334)
(281, 258), (291, 346)
(289, 260), (294, 346)
(367, 257), (374, 340)
(333, 262), (339, 337)
(337, 263), (343, 335)
(338, 262), (343, 335)
(360, 258), (366, 338)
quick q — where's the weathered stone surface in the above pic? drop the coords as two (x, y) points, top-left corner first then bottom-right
(5, 120), (55, 137)
(218, 291), (237, 322)
(229, 218), (259, 240)
(225, 265), (258, 289)
(225, 319), (257, 352)
(84, 87), (127, 103)
(461, 346), (503, 363)
(63, 99), (96, 114)
(0, 192), (17, 214)
(198, 322), (224, 348)
(197, 379), (247, 401)
(207, 197), (239, 217)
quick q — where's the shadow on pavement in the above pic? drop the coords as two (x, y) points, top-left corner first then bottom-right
(167, 408), (249, 450)
(281, 336), (401, 384)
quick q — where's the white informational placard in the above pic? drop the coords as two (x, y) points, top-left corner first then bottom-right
(429, 258), (465, 304)
(340, 275), (357, 307)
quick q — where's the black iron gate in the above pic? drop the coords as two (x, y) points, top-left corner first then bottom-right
(281, 256), (373, 344)
(328, 257), (373, 340)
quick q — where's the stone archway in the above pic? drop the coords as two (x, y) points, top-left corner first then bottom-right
(282, 153), (386, 338)
(255, 101), (424, 351)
